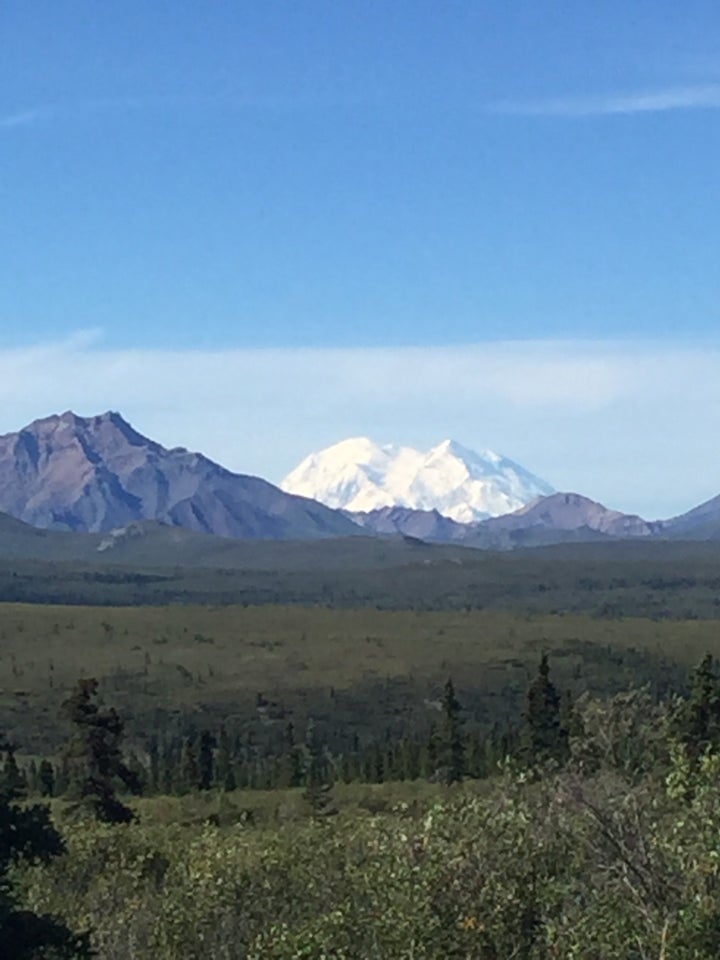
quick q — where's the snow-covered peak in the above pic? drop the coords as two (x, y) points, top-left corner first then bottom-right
(281, 438), (554, 523)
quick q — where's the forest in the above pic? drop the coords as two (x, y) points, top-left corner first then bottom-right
(2, 554), (720, 957)
(5, 650), (720, 957)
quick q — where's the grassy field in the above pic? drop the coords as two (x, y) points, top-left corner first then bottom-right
(1, 600), (718, 754)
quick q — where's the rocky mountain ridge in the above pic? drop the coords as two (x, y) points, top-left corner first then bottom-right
(0, 411), (360, 540)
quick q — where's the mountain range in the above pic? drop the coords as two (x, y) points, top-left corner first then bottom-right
(1, 411), (720, 558)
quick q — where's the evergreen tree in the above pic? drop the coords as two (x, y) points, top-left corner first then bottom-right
(371, 742), (385, 783)
(466, 729), (488, 779)
(670, 653), (720, 763)
(26, 760), (40, 797)
(54, 757), (69, 797)
(125, 749), (148, 796)
(0, 736), (91, 958)
(302, 720), (336, 818)
(282, 723), (304, 789)
(61, 677), (139, 823)
(180, 736), (200, 793)
(420, 725), (437, 779)
(434, 678), (466, 784)
(400, 737), (421, 781)
(38, 760), (55, 799)
(522, 654), (569, 766)
(197, 731), (215, 791)
(215, 726), (236, 791)
(147, 736), (160, 795)
(160, 741), (175, 795)
(2, 746), (27, 799)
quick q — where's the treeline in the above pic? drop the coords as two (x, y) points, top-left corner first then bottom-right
(4, 655), (578, 816)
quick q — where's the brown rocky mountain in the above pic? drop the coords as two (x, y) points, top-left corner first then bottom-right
(0, 411), (361, 539)
(349, 493), (659, 548)
(464, 492), (660, 548)
(347, 506), (470, 542)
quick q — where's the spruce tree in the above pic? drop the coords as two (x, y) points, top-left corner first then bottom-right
(279, 723), (303, 789)
(302, 720), (336, 817)
(197, 731), (215, 791)
(147, 736), (160, 795)
(215, 726), (236, 791)
(61, 677), (139, 823)
(434, 678), (466, 784)
(180, 736), (200, 793)
(38, 760), (55, 799)
(26, 759), (39, 797)
(670, 653), (720, 763)
(0, 736), (91, 957)
(2, 746), (27, 799)
(522, 654), (569, 766)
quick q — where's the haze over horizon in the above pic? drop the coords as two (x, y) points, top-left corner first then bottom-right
(2, 2), (719, 519)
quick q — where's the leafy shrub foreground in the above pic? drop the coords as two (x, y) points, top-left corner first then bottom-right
(13, 748), (720, 959)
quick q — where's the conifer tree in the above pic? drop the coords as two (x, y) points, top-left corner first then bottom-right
(2, 746), (27, 799)
(522, 654), (569, 766)
(279, 723), (303, 789)
(371, 742), (385, 783)
(180, 736), (200, 793)
(434, 678), (466, 784)
(0, 736), (91, 957)
(215, 726), (236, 791)
(302, 720), (336, 817)
(61, 677), (139, 823)
(198, 731), (215, 791)
(160, 742), (175, 795)
(54, 757), (69, 797)
(400, 737), (421, 781)
(670, 653), (720, 763)
(26, 759), (39, 797)
(147, 736), (160, 794)
(38, 759), (55, 799)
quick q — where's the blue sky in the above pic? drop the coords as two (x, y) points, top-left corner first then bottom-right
(2, 2), (720, 515)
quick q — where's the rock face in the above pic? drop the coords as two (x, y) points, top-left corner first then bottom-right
(282, 437), (554, 523)
(0, 411), (361, 539)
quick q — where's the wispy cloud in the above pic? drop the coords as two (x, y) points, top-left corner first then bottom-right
(490, 83), (720, 117)
(1, 333), (719, 519)
(0, 108), (45, 130)
(0, 97), (180, 133)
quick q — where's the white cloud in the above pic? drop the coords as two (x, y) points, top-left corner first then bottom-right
(0, 333), (719, 519)
(490, 83), (720, 117)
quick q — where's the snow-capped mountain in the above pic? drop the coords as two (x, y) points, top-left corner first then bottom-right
(281, 437), (554, 523)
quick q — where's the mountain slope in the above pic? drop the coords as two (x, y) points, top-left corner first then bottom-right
(662, 493), (720, 540)
(282, 437), (554, 522)
(465, 492), (659, 549)
(348, 506), (470, 541)
(0, 411), (361, 539)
